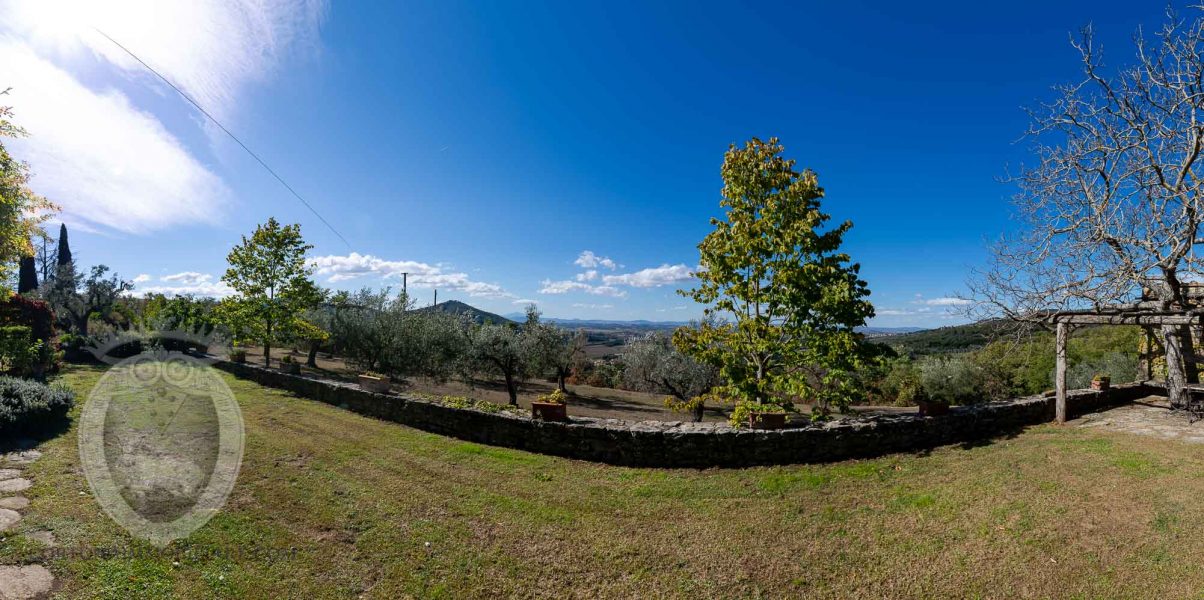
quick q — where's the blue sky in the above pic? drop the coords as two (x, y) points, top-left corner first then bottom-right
(0, 0), (1179, 326)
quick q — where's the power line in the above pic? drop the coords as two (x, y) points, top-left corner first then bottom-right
(92, 28), (351, 248)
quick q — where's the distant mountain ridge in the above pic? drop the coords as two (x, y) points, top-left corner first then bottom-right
(419, 300), (514, 325)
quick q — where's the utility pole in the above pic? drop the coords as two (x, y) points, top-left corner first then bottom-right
(434, 289), (438, 307)
(401, 272), (408, 311)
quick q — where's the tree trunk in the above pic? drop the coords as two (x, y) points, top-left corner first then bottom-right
(1163, 324), (1189, 409)
(307, 341), (319, 368)
(504, 372), (518, 406)
(557, 369), (567, 393)
(264, 322), (272, 365)
(1180, 325), (1200, 384)
(690, 402), (704, 423)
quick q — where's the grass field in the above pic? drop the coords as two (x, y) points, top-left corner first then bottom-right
(5, 364), (1204, 598)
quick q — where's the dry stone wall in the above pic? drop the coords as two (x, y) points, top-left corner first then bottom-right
(214, 360), (1154, 468)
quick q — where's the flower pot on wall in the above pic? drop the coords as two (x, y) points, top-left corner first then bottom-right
(531, 401), (567, 422)
(1091, 376), (1111, 392)
(748, 412), (787, 430)
(916, 399), (950, 417)
(358, 374), (391, 394)
(279, 361), (300, 375)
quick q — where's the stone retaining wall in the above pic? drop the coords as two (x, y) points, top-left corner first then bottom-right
(213, 360), (1156, 468)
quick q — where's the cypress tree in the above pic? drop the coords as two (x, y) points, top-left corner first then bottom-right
(16, 254), (36, 293)
(56, 223), (71, 267)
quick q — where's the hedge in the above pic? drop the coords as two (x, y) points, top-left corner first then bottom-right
(0, 376), (74, 437)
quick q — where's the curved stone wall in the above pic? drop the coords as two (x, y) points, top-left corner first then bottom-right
(213, 360), (1154, 468)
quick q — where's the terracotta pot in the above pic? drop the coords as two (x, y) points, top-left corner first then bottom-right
(916, 399), (949, 417)
(358, 374), (391, 394)
(532, 401), (567, 422)
(279, 361), (300, 375)
(748, 412), (787, 430)
(230, 351), (246, 364)
(1091, 377), (1110, 392)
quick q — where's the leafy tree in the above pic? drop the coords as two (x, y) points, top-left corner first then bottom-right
(469, 321), (528, 405)
(16, 254), (35, 293)
(142, 294), (218, 336)
(330, 288), (412, 374)
(522, 305), (585, 392)
(675, 137), (874, 420)
(218, 218), (321, 363)
(621, 328), (720, 422)
(40, 264), (132, 336)
(0, 89), (57, 288)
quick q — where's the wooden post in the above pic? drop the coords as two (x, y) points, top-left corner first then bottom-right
(1056, 321), (1068, 424)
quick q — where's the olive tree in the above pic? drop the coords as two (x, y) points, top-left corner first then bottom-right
(469, 321), (528, 405)
(971, 8), (1204, 407)
(522, 305), (586, 393)
(621, 329), (719, 422)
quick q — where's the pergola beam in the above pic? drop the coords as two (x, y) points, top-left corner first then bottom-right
(1050, 314), (1203, 325)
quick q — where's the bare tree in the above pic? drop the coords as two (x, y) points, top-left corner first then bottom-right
(971, 8), (1204, 406)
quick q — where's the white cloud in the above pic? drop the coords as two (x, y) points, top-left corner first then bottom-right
(1, 42), (230, 233)
(538, 279), (627, 298)
(924, 297), (971, 307)
(603, 264), (695, 288)
(133, 272), (233, 297)
(308, 253), (513, 299)
(575, 270), (598, 282)
(2, 0), (326, 125)
(0, 1), (327, 233)
(161, 271), (212, 286)
(512, 298), (537, 305)
(572, 303), (613, 310)
(574, 251), (617, 271)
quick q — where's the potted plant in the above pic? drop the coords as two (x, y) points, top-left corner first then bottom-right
(911, 387), (949, 417)
(278, 354), (301, 375)
(733, 401), (788, 429)
(1091, 373), (1111, 392)
(358, 371), (391, 393)
(532, 389), (568, 421)
(229, 343), (246, 364)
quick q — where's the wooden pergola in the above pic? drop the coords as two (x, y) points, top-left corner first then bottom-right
(1048, 310), (1204, 423)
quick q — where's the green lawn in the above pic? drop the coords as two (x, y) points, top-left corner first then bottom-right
(4, 364), (1204, 598)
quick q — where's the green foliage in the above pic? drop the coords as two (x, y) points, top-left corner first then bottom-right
(218, 218), (322, 359)
(0, 325), (42, 376)
(0, 91), (58, 288)
(522, 305), (585, 392)
(141, 294), (218, 336)
(39, 264), (132, 336)
(917, 355), (982, 405)
(0, 375), (73, 436)
(729, 399), (788, 428)
(536, 389), (568, 405)
(468, 321), (527, 405)
(620, 327), (719, 422)
(877, 357), (926, 406)
(676, 137), (874, 419)
(886, 321), (1005, 356)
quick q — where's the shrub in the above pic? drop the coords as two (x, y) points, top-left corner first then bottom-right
(878, 357), (926, 406)
(0, 376), (74, 437)
(0, 295), (55, 343)
(536, 389), (568, 405)
(1068, 352), (1138, 390)
(919, 354), (982, 405)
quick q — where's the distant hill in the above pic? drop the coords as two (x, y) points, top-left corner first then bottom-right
(857, 326), (927, 337)
(883, 320), (1007, 356)
(418, 300), (514, 325)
